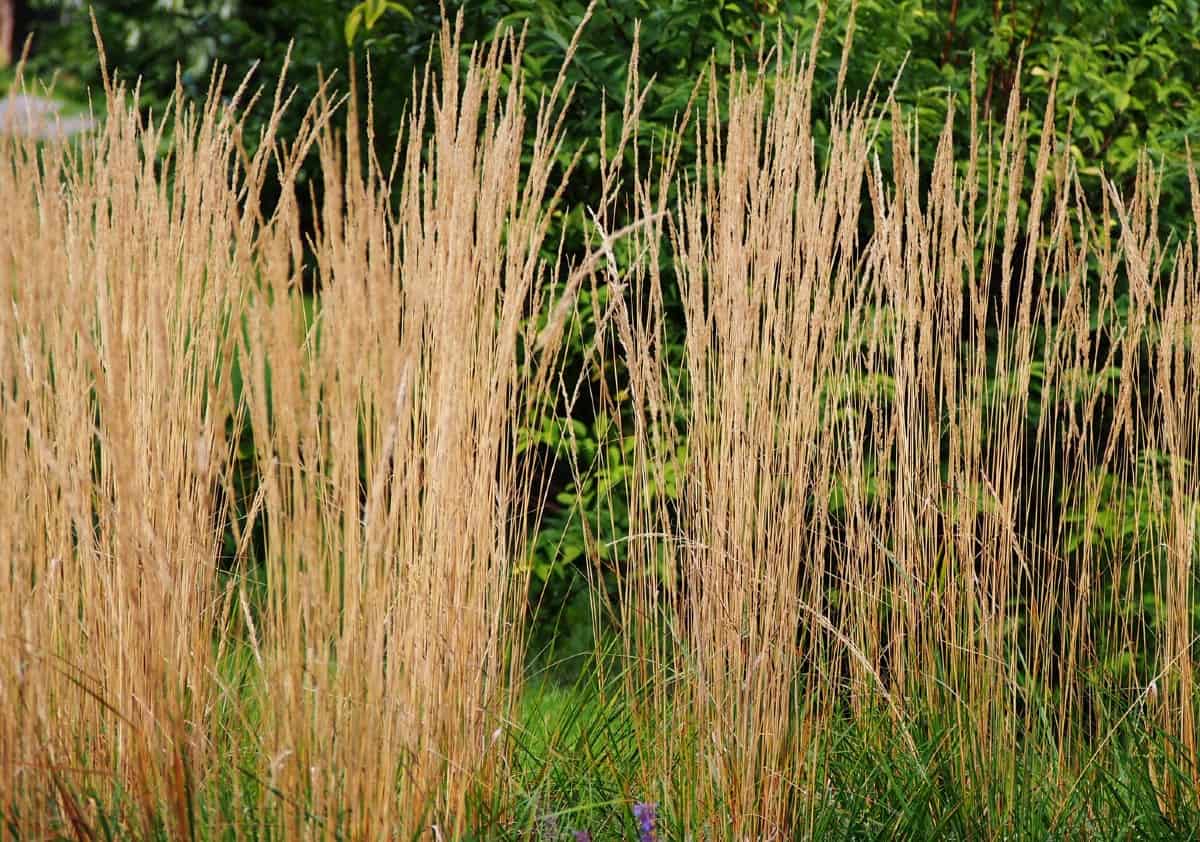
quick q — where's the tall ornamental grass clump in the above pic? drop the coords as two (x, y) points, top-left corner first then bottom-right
(599, 29), (1200, 840)
(239, 17), (584, 839)
(0, 15), (583, 839)
(0, 46), (287, 836)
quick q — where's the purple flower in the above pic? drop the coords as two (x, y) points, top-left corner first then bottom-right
(573, 832), (592, 842)
(632, 802), (658, 842)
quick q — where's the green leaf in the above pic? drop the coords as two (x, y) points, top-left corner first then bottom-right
(346, 0), (412, 46)
(344, 6), (364, 46)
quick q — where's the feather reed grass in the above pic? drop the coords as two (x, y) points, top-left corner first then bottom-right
(0, 50), (290, 837)
(238, 16), (584, 838)
(1, 10), (1200, 840)
(0, 14), (582, 839)
(599, 33), (1200, 841)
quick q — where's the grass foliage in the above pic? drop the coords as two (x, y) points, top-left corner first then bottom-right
(3, 8), (1200, 840)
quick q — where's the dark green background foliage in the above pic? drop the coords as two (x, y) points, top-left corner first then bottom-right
(22, 1), (1200, 210)
(15, 0), (1200, 672)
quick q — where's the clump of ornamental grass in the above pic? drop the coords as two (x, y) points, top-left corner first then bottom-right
(0, 11), (589, 838)
(0, 37), (297, 838)
(593, 19), (1200, 842)
(235, 13), (589, 839)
